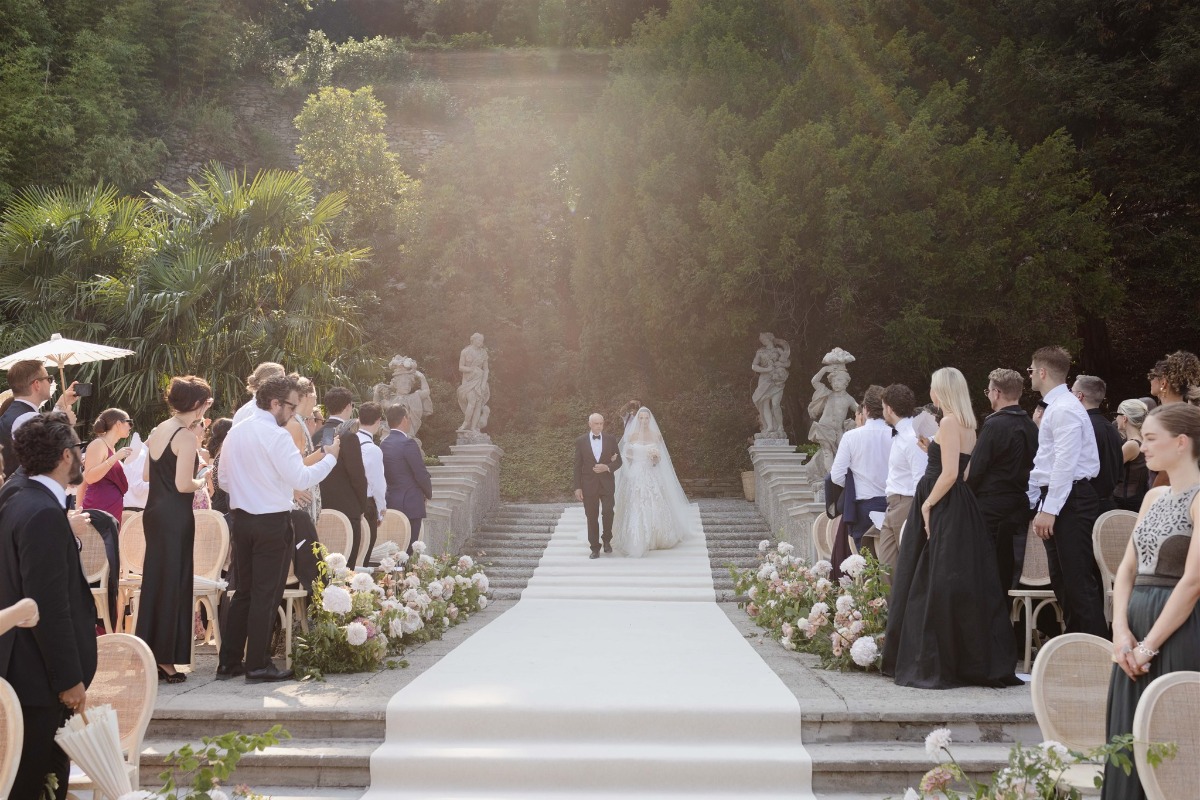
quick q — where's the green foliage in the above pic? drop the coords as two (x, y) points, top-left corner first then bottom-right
(152, 725), (289, 799)
(280, 31), (412, 88)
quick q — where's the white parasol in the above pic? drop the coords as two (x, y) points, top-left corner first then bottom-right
(0, 332), (135, 387)
(54, 704), (133, 799)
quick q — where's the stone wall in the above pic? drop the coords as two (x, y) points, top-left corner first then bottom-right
(749, 443), (824, 561)
(423, 443), (504, 556)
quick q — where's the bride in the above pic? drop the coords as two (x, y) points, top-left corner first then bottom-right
(612, 407), (690, 557)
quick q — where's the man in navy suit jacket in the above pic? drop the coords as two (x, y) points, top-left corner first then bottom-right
(380, 404), (433, 555)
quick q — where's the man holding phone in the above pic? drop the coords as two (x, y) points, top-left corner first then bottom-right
(0, 361), (80, 478)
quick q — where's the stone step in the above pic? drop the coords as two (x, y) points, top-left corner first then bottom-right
(468, 537), (554, 548)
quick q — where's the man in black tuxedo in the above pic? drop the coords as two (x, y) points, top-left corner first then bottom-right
(0, 411), (97, 800)
(316, 387), (372, 567)
(573, 413), (623, 559)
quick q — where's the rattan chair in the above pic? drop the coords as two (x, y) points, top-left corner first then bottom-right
(0, 677), (22, 800)
(190, 510), (230, 664)
(811, 514), (830, 561)
(1092, 509), (1137, 623)
(1009, 525), (1065, 672)
(78, 520), (114, 634)
(1132, 670), (1200, 800)
(374, 510), (412, 561)
(1030, 632), (1111, 791)
(278, 555), (310, 670)
(68, 634), (157, 800)
(116, 512), (144, 633)
(317, 509), (354, 561)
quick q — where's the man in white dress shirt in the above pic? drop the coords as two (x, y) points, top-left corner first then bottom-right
(218, 374), (341, 682)
(1027, 345), (1107, 637)
(231, 361), (286, 425)
(830, 385), (893, 546)
(878, 384), (927, 571)
(355, 402), (387, 566)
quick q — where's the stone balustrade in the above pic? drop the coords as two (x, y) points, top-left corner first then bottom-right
(749, 443), (824, 561)
(422, 443), (504, 555)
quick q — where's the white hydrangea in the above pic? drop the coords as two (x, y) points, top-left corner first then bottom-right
(478, 596), (488, 609)
(835, 594), (855, 614)
(350, 572), (377, 592)
(411, 540), (427, 555)
(776, 541), (794, 555)
(809, 602), (829, 618)
(471, 572), (489, 591)
(395, 551), (409, 566)
(840, 553), (867, 578)
(427, 580), (445, 599)
(812, 559), (833, 577)
(458, 555), (474, 570)
(380, 556), (396, 572)
(441, 616), (449, 627)
(381, 598), (399, 611)
(324, 552), (348, 571)
(321, 585), (352, 615)
(388, 617), (405, 638)
(925, 727), (952, 757)
(401, 607), (424, 633)
(209, 791), (229, 800)
(747, 585), (758, 600)
(849, 636), (879, 667)
(345, 621), (368, 646)
(418, 554), (436, 567)
(404, 574), (421, 589)
(1039, 740), (1070, 759)
(758, 539), (771, 552)
(401, 588), (419, 604)
(756, 564), (773, 581)
(334, 566), (351, 580)
(455, 575), (470, 587)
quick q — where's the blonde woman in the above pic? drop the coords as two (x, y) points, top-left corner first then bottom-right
(1113, 399), (1149, 512)
(881, 368), (1020, 689)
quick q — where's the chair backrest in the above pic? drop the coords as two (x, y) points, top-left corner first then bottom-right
(192, 510), (230, 581)
(1092, 509), (1137, 588)
(810, 515), (829, 561)
(0, 677), (22, 800)
(1019, 522), (1052, 587)
(118, 512), (145, 577)
(316, 509), (353, 561)
(1133, 671), (1200, 800)
(822, 515), (841, 561)
(1030, 632), (1112, 751)
(88, 634), (157, 761)
(78, 521), (110, 585)
(377, 510), (412, 555)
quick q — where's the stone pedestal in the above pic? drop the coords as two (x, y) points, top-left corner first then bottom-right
(456, 430), (493, 446)
(421, 444), (504, 556)
(749, 443), (821, 561)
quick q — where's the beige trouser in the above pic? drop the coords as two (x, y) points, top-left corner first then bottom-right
(878, 493), (914, 576)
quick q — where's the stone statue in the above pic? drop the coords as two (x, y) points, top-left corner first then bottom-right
(807, 347), (858, 478)
(372, 355), (433, 440)
(751, 332), (790, 440)
(456, 332), (491, 443)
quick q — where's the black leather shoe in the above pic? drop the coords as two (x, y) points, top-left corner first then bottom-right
(216, 663), (245, 680)
(245, 665), (294, 683)
(589, 551), (600, 559)
(603, 543), (612, 554)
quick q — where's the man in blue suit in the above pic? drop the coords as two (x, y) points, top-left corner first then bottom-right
(380, 404), (433, 554)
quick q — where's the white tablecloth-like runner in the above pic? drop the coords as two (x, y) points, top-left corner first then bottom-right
(362, 504), (815, 799)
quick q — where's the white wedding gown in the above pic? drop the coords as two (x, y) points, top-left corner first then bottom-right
(611, 410), (690, 558)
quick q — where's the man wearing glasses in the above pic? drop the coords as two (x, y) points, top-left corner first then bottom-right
(0, 360), (80, 479)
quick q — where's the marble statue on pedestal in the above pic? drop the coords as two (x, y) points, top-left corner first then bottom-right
(751, 333), (790, 443)
(372, 356), (433, 441)
(456, 332), (491, 444)
(807, 347), (858, 478)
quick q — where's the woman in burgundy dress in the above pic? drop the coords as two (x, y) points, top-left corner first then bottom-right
(81, 408), (134, 525)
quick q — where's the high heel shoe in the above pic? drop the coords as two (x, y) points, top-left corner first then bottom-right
(157, 666), (187, 684)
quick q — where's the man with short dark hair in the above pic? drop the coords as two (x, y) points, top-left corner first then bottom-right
(316, 387), (371, 566)
(381, 404), (433, 555)
(0, 412), (96, 799)
(967, 368), (1039, 598)
(1071, 375), (1124, 514)
(356, 401), (387, 565)
(0, 360), (79, 478)
(1027, 346), (1106, 637)
(830, 385), (892, 546)
(878, 384), (926, 571)
(218, 375), (341, 682)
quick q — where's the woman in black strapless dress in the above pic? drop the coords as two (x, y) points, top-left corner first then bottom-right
(882, 367), (1020, 689)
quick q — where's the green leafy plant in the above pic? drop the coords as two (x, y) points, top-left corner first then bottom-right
(146, 726), (289, 800)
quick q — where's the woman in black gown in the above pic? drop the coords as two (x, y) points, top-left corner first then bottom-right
(136, 376), (211, 682)
(882, 367), (1020, 689)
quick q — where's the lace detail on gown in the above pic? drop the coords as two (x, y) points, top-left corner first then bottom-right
(612, 442), (686, 557)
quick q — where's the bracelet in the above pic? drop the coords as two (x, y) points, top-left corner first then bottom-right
(1135, 642), (1159, 658)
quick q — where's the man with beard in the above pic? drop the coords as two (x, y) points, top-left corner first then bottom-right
(0, 411), (97, 799)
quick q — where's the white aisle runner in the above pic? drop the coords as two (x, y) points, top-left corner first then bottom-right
(362, 505), (815, 799)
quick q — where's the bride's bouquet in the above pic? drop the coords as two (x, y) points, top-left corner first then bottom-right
(647, 445), (661, 465)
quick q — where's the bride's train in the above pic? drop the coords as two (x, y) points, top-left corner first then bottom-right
(612, 407), (691, 557)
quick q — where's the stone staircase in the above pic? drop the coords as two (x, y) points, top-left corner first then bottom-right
(699, 499), (771, 601)
(459, 503), (566, 600)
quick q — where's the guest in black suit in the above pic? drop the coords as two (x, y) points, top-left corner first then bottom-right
(1072, 375), (1125, 514)
(0, 411), (98, 800)
(380, 404), (433, 555)
(316, 387), (372, 566)
(573, 413), (623, 559)
(0, 359), (79, 479)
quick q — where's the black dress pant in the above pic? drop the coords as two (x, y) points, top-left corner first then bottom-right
(977, 493), (1031, 598)
(407, 517), (423, 556)
(13, 704), (70, 800)
(220, 510), (292, 671)
(1043, 481), (1108, 637)
(582, 490), (614, 553)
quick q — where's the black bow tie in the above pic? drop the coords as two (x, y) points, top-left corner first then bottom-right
(592, 434), (601, 440)
(892, 428), (899, 438)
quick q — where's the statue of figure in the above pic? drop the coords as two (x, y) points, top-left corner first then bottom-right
(751, 333), (790, 437)
(807, 348), (858, 477)
(372, 356), (433, 439)
(457, 332), (491, 434)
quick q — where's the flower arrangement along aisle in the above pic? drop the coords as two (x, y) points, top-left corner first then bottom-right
(293, 540), (491, 679)
(730, 540), (890, 671)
